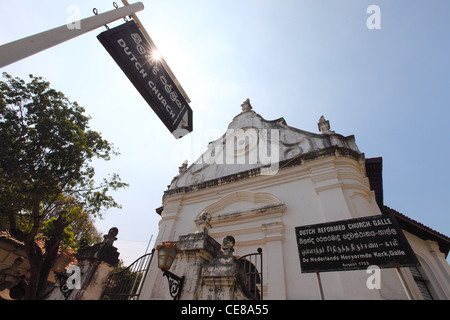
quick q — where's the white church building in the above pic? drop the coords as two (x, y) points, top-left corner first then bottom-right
(139, 100), (450, 300)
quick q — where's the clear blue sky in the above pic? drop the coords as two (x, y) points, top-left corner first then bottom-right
(1, 0), (449, 265)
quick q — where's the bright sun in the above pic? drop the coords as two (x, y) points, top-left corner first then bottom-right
(152, 49), (162, 61)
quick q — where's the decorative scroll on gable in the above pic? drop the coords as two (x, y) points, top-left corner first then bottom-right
(169, 100), (361, 190)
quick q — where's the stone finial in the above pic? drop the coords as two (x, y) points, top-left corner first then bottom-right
(221, 235), (236, 256)
(195, 211), (212, 234)
(178, 160), (188, 174)
(241, 98), (253, 112)
(77, 227), (120, 268)
(318, 115), (334, 134)
(102, 227), (118, 247)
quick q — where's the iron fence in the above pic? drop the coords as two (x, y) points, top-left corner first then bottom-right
(101, 249), (154, 300)
(237, 248), (263, 300)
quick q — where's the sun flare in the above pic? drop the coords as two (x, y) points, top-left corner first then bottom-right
(152, 49), (162, 61)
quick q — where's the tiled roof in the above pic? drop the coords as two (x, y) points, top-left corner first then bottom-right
(382, 205), (450, 254)
(382, 206), (450, 241)
(0, 231), (25, 247)
(0, 231), (76, 256)
(365, 157), (450, 256)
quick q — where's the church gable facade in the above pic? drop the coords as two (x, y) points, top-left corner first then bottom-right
(140, 101), (450, 300)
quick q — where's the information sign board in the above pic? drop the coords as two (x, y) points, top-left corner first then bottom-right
(295, 214), (419, 273)
(98, 20), (192, 139)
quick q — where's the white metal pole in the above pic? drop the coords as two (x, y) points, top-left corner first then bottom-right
(316, 271), (325, 300)
(0, 2), (144, 68)
(144, 234), (153, 255)
(395, 267), (413, 300)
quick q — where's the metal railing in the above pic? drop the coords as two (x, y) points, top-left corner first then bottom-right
(237, 248), (263, 300)
(101, 249), (154, 300)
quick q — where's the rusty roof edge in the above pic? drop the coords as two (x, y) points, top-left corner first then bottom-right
(382, 205), (450, 257)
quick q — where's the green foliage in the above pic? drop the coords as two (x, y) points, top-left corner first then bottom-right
(41, 217), (77, 250)
(0, 72), (128, 299)
(0, 72), (127, 216)
(101, 259), (145, 300)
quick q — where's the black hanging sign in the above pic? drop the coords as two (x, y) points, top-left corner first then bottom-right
(295, 214), (419, 273)
(98, 20), (192, 139)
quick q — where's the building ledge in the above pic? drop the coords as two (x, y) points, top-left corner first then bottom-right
(164, 146), (363, 198)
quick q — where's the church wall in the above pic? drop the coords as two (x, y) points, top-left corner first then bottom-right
(138, 106), (450, 300)
(143, 155), (397, 299)
(141, 157), (450, 300)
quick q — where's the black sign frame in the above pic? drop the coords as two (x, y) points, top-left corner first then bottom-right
(97, 20), (192, 139)
(295, 214), (419, 273)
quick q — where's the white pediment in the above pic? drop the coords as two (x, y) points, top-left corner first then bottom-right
(169, 101), (360, 189)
